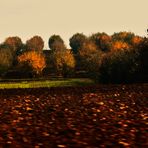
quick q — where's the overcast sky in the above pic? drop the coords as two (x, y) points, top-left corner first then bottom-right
(0, 0), (148, 48)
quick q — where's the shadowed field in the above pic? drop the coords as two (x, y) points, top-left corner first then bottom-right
(0, 84), (147, 147)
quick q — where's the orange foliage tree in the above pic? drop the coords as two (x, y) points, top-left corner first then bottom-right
(131, 36), (143, 46)
(18, 51), (46, 74)
(111, 41), (130, 51)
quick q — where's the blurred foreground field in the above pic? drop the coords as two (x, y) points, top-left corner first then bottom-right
(0, 84), (147, 147)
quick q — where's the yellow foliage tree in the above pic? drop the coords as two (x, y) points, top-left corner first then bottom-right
(18, 51), (46, 74)
(51, 49), (75, 77)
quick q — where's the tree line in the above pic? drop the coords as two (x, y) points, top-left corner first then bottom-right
(0, 31), (147, 83)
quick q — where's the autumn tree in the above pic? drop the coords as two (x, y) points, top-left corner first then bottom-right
(137, 38), (148, 82)
(4, 36), (23, 52)
(89, 32), (112, 52)
(0, 44), (14, 75)
(111, 41), (130, 51)
(48, 35), (66, 51)
(26, 36), (44, 52)
(78, 41), (102, 77)
(98, 49), (139, 83)
(18, 51), (46, 75)
(15, 43), (28, 56)
(69, 33), (87, 54)
(51, 49), (75, 77)
(112, 31), (135, 44)
(131, 36), (143, 47)
(42, 50), (53, 75)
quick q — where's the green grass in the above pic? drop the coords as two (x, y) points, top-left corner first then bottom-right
(0, 78), (95, 89)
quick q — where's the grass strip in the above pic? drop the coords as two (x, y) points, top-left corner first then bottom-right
(0, 78), (94, 89)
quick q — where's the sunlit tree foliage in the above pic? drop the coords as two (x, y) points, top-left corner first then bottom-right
(131, 36), (143, 47)
(111, 41), (130, 51)
(18, 51), (46, 74)
(137, 38), (148, 81)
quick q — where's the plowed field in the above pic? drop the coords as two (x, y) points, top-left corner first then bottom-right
(0, 84), (147, 147)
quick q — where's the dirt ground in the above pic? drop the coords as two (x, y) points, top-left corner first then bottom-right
(0, 84), (147, 147)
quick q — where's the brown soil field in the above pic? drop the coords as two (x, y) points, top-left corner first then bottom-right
(0, 84), (147, 148)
